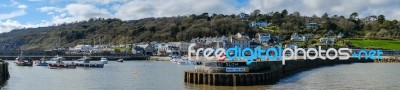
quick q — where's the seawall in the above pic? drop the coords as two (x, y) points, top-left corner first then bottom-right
(184, 58), (371, 86)
(0, 60), (10, 84)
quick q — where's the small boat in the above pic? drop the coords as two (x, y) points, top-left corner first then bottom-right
(178, 60), (190, 65)
(73, 56), (104, 68)
(35, 57), (48, 66)
(177, 57), (190, 65)
(48, 67), (57, 69)
(170, 55), (181, 62)
(14, 55), (33, 66)
(48, 55), (76, 68)
(99, 57), (108, 64)
(116, 58), (124, 62)
(190, 61), (202, 65)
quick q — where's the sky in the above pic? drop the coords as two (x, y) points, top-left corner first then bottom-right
(1, 0), (400, 33)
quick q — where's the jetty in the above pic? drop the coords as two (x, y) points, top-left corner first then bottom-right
(184, 58), (372, 86)
(0, 60), (10, 83)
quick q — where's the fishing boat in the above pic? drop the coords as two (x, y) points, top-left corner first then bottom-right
(35, 57), (48, 66)
(99, 57), (108, 64)
(48, 55), (76, 68)
(116, 58), (124, 62)
(177, 57), (190, 65)
(14, 54), (33, 66)
(170, 55), (181, 62)
(73, 56), (104, 68)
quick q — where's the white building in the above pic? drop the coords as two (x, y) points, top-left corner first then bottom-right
(250, 21), (268, 27)
(291, 33), (308, 41)
(228, 33), (250, 48)
(320, 38), (336, 44)
(255, 33), (271, 44)
(71, 45), (93, 52)
(155, 43), (179, 56)
(136, 44), (155, 55)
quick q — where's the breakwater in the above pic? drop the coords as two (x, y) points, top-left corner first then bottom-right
(184, 58), (372, 86)
(0, 60), (10, 84)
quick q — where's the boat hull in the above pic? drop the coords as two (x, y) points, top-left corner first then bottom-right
(48, 63), (76, 68)
(35, 62), (48, 66)
(76, 63), (104, 68)
(15, 62), (33, 66)
(99, 61), (108, 64)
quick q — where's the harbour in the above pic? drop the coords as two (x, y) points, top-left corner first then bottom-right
(1, 0), (400, 89)
(0, 60), (400, 90)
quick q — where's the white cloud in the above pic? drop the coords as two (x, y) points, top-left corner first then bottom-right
(0, 20), (22, 33)
(42, 4), (112, 24)
(38, 6), (64, 13)
(17, 4), (28, 9)
(114, 0), (238, 20)
(0, 10), (26, 20)
(0, 20), (50, 33)
(241, 0), (400, 20)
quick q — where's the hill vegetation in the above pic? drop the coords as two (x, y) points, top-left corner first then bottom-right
(0, 9), (399, 50)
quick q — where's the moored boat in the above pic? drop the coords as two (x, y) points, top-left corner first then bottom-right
(170, 55), (181, 62)
(99, 57), (108, 64)
(35, 58), (48, 66)
(177, 57), (190, 65)
(14, 54), (33, 66)
(48, 55), (76, 68)
(116, 58), (124, 62)
(73, 56), (104, 68)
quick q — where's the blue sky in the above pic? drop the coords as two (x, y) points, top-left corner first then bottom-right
(1, 0), (400, 33)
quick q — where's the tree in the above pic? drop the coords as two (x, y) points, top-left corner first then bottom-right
(350, 12), (358, 20)
(249, 9), (261, 21)
(293, 11), (300, 17)
(322, 13), (329, 20)
(281, 9), (288, 17)
(378, 15), (385, 24)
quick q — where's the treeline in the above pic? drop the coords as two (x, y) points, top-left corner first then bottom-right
(0, 9), (399, 50)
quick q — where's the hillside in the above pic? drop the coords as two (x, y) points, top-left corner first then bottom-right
(0, 10), (399, 50)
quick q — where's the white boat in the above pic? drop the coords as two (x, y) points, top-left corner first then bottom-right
(73, 56), (90, 64)
(47, 55), (77, 68)
(47, 55), (65, 64)
(170, 55), (181, 62)
(177, 57), (190, 65)
(116, 58), (123, 62)
(177, 60), (190, 65)
(73, 56), (104, 68)
(99, 57), (108, 64)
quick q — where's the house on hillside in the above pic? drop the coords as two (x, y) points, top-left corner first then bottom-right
(320, 38), (336, 44)
(132, 46), (144, 55)
(227, 33), (250, 48)
(255, 33), (271, 44)
(250, 21), (268, 27)
(306, 23), (319, 28)
(135, 44), (155, 55)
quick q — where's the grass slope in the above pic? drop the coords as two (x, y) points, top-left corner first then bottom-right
(348, 39), (400, 50)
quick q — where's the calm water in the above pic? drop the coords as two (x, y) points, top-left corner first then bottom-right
(1, 61), (400, 90)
